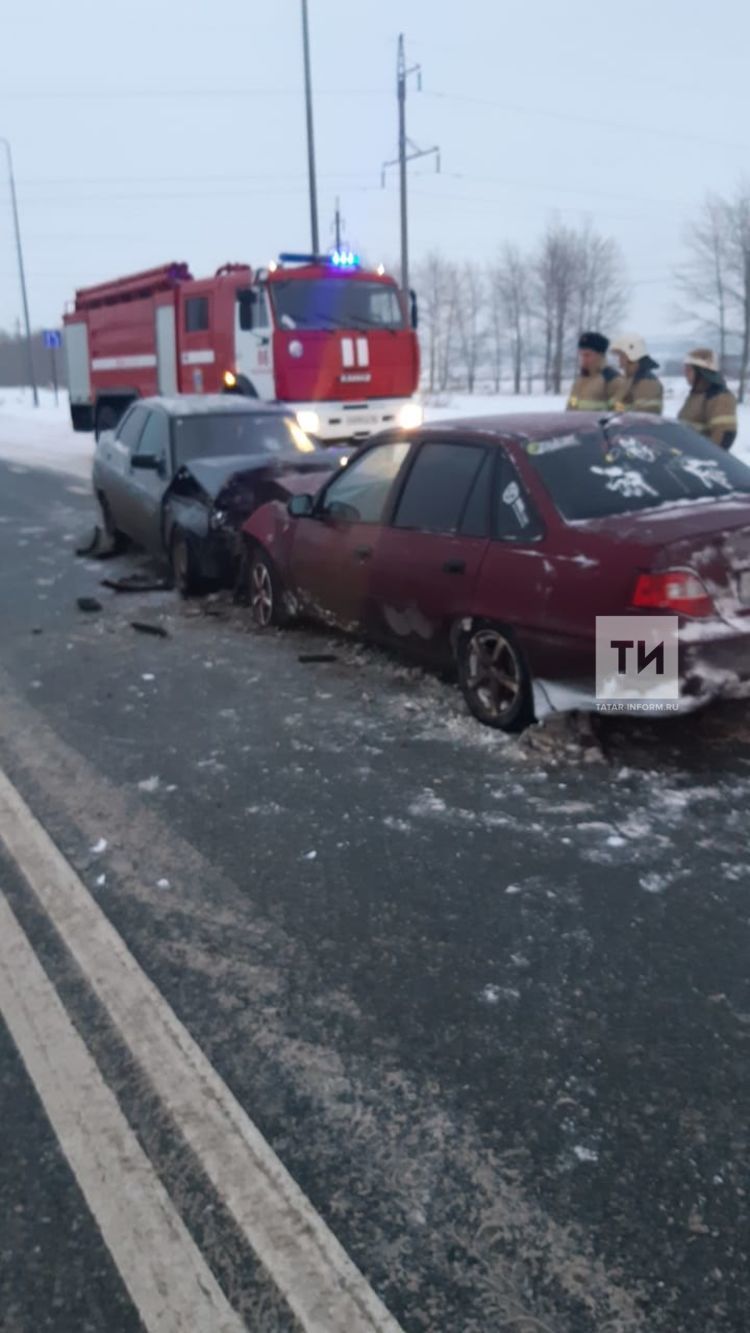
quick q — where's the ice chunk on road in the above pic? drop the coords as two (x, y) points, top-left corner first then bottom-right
(573, 1145), (599, 1163)
(640, 872), (670, 895)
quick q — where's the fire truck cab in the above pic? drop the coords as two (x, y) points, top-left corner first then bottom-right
(63, 252), (422, 445)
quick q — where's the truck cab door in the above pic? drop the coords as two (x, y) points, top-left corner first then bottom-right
(235, 283), (275, 400)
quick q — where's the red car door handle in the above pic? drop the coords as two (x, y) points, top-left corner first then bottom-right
(442, 559), (466, 574)
(354, 545), (373, 561)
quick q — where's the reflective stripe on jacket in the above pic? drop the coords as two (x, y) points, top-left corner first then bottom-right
(567, 366), (626, 412)
(678, 381), (738, 450)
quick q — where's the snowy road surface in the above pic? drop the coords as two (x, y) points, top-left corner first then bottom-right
(0, 408), (749, 1332)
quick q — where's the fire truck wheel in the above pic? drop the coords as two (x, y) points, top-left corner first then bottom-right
(95, 404), (119, 440)
(170, 529), (203, 598)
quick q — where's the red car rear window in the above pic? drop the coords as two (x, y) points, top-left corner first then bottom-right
(523, 421), (750, 520)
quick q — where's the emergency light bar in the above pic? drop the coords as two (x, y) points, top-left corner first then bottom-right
(278, 252), (325, 265)
(276, 251), (361, 269)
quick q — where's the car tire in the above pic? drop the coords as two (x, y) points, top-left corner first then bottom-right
(170, 528), (203, 598)
(457, 622), (535, 732)
(95, 404), (119, 440)
(97, 491), (128, 553)
(247, 548), (287, 628)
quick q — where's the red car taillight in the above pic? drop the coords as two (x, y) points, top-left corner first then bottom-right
(631, 570), (715, 618)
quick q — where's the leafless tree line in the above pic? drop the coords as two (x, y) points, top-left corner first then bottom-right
(414, 220), (629, 396)
(677, 183), (750, 401)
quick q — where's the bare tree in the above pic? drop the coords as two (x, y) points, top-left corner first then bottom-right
(727, 188), (750, 401)
(486, 264), (505, 393)
(451, 262), (485, 392)
(676, 196), (732, 372)
(575, 224), (629, 337)
(495, 245), (530, 394)
(438, 263), (460, 391)
(413, 221), (628, 398)
(413, 252), (452, 393)
(534, 223), (582, 394)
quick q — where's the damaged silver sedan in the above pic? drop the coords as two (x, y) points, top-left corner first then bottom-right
(92, 395), (346, 594)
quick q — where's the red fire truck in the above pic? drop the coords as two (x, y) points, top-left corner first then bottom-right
(63, 252), (422, 444)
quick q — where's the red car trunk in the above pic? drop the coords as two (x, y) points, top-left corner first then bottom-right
(579, 500), (750, 617)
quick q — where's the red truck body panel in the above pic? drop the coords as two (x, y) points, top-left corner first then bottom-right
(63, 256), (420, 442)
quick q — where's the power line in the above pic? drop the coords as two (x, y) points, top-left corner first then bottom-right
(15, 172), (376, 186)
(0, 86), (389, 101)
(422, 89), (750, 154)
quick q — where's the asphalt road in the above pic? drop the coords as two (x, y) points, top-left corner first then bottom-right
(0, 456), (749, 1333)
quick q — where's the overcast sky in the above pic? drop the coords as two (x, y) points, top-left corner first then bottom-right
(1, 0), (748, 341)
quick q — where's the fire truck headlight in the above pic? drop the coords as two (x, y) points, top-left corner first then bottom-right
(223, 370), (237, 388)
(397, 402), (424, 431)
(296, 409), (320, 435)
(288, 340), (304, 359)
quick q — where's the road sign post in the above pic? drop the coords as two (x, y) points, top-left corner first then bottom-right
(43, 330), (61, 407)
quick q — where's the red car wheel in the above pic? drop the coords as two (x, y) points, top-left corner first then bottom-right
(458, 624), (534, 732)
(248, 551), (288, 629)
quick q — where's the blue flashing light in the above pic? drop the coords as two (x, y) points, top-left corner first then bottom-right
(329, 249), (360, 269)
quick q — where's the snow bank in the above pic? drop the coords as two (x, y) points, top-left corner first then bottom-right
(1, 379), (748, 481)
(423, 379), (750, 465)
(0, 388), (94, 479)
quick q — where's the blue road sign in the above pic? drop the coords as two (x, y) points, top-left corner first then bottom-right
(43, 330), (62, 349)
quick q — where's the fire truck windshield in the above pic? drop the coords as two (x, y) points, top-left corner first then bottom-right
(271, 279), (404, 331)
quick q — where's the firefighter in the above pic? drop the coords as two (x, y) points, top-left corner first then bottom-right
(566, 332), (625, 412)
(608, 333), (663, 414)
(677, 349), (738, 450)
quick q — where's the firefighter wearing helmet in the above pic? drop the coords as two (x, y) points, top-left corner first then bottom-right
(566, 332), (625, 412)
(609, 333), (664, 414)
(678, 349), (738, 450)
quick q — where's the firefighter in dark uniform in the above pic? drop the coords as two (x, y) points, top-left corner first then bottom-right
(678, 348), (738, 450)
(566, 332), (625, 412)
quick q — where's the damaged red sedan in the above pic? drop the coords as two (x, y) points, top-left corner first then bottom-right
(242, 413), (750, 729)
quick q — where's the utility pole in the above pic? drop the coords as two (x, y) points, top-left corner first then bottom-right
(1, 137), (38, 407)
(334, 198), (342, 251)
(300, 0), (320, 255)
(382, 35), (440, 301)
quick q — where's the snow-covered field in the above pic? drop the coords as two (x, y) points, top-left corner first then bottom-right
(0, 388), (95, 478)
(1, 380), (748, 478)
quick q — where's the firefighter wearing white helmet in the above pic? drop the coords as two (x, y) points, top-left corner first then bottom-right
(609, 333), (664, 415)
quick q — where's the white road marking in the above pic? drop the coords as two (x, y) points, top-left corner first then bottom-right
(0, 766), (404, 1333)
(0, 893), (247, 1333)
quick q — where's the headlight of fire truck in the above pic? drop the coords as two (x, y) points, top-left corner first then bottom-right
(397, 402), (424, 431)
(296, 409), (321, 436)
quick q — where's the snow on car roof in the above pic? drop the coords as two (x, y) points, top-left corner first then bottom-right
(425, 411), (606, 439)
(140, 395), (288, 417)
